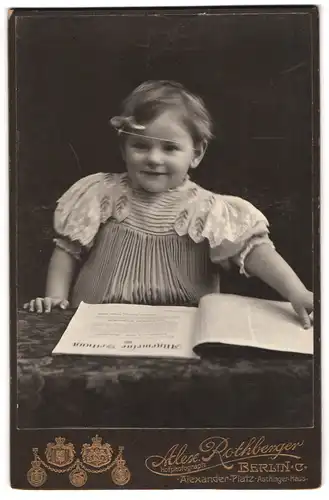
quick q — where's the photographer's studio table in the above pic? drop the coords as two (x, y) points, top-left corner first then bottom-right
(17, 309), (313, 429)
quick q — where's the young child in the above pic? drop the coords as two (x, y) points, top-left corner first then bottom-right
(24, 80), (313, 328)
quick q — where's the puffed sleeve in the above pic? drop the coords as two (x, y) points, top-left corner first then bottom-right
(53, 172), (111, 260)
(207, 195), (275, 276)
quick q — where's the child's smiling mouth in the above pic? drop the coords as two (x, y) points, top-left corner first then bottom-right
(141, 171), (167, 176)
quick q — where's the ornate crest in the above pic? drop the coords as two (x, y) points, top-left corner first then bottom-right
(82, 434), (113, 468)
(27, 436), (130, 487)
(45, 437), (75, 467)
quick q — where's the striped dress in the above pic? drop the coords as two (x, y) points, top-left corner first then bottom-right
(54, 172), (273, 307)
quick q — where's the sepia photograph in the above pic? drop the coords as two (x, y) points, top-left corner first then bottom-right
(13, 7), (317, 429)
(10, 8), (320, 489)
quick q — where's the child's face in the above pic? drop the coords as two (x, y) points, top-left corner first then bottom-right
(123, 110), (204, 193)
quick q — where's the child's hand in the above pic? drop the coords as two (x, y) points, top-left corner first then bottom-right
(23, 297), (69, 313)
(289, 289), (313, 329)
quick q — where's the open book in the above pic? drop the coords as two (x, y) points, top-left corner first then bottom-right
(52, 294), (313, 358)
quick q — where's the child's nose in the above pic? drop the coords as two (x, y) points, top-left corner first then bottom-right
(147, 147), (164, 166)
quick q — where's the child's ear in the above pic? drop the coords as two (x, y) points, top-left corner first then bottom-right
(190, 140), (208, 169)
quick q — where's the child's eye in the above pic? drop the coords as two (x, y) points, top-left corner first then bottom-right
(163, 143), (180, 153)
(133, 142), (148, 150)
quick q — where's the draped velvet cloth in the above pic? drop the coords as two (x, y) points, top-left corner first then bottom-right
(17, 309), (313, 429)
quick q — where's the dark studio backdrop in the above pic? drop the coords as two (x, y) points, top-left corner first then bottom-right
(15, 10), (314, 304)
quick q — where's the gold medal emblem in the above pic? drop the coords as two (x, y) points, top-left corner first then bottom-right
(26, 450), (47, 487)
(111, 447), (131, 486)
(111, 465), (131, 486)
(27, 464), (47, 487)
(69, 462), (88, 487)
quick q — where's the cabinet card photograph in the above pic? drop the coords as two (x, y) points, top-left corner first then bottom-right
(10, 6), (320, 490)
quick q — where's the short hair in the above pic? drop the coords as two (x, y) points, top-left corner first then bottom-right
(119, 80), (213, 144)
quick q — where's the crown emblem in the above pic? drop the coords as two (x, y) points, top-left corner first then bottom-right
(45, 437), (75, 467)
(82, 434), (113, 468)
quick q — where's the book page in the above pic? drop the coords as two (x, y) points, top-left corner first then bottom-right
(52, 302), (198, 359)
(195, 294), (313, 354)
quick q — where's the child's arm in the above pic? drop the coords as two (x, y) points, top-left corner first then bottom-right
(23, 247), (77, 313)
(244, 244), (313, 329)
